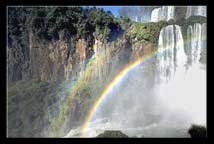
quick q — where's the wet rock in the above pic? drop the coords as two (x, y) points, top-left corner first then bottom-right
(96, 130), (129, 138)
(188, 124), (207, 138)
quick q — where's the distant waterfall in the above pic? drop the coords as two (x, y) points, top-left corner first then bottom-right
(186, 6), (206, 18)
(151, 8), (161, 22)
(186, 23), (207, 67)
(151, 6), (175, 22)
(157, 25), (186, 82)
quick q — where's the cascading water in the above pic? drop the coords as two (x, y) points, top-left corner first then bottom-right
(186, 23), (206, 67)
(157, 25), (187, 83)
(65, 23), (206, 137)
(156, 23), (206, 134)
(151, 6), (175, 22)
(186, 6), (207, 18)
(151, 8), (161, 22)
(65, 17), (206, 138)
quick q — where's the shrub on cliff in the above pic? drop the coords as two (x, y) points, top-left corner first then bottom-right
(127, 21), (168, 44)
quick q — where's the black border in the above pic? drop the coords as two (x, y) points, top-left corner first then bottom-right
(3, 0), (209, 6)
(0, 1), (7, 140)
(1, 0), (210, 144)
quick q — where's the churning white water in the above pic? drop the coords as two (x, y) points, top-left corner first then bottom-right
(65, 23), (206, 138)
(156, 23), (206, 126)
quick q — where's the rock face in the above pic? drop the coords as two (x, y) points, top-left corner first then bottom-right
(96, 130), (129, 138)
(8, 26), (151, 137)
(7, 7), (207, 138)
(8, 31), (94, 83)
(188, 125), (207, 138)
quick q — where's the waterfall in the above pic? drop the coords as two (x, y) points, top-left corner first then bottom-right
(186, 6), (206, 18)
(201, 23), (207, 64)
(151, 8), (161, 22)
(65, 16), (207, 138)
(156, 23), (206, 129)
(157, 25), (187, 82)
(186, 23), (207, 67)
(151, 6), (175, 22)
(71, 23), (206, 137)
(151, 6), (206, 22)
(157, 22), (207, 82)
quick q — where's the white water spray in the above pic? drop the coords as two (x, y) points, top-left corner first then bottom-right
(156, 23), (206, 129)
(65, 21), (206, 138)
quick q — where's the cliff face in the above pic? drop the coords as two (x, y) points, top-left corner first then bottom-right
(8, 21), (206, 136)
(8, 17), (206, 137)
(8, 31), (94, 83)
(8, 24), (157, 137)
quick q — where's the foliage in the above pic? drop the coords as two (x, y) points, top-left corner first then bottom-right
(116, 16), (132, 30)
(127, 21), (168, 44)
(8, 79), (61, 137)
(49, 57), (102, 136)
(8, 7), (122, 42)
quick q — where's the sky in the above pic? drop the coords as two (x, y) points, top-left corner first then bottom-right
(95, 6), (123, 17)
(83, 6), (132, 17)
(85, 6), (152, 21)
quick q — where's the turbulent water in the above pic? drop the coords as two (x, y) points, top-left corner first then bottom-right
(151, 6), (175, 22)
(156, 23), (206, 134)
(65, 22), (206, 138)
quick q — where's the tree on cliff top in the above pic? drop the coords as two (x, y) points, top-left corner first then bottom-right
(8, 7), (122, 43)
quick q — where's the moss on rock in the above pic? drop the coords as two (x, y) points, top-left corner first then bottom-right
(126, 21), (168, 45)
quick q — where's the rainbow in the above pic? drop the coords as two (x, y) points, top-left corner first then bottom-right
(79, 50), (157, 136)
(74, 27), (207, 136)
(78, 35), (192, 136)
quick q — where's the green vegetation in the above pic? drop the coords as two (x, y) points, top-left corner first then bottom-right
(116, 16), (132, 30)
(8, 79), (71, 137)
(8, 7), (122, 44)
(8, 79), (51, 136)
(48, 57), (104, 136)
(49, 82), (95, 137)
(126, 21), (168, 44)
(8, 7), (207, 137)
(188, 124), (207, 138)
